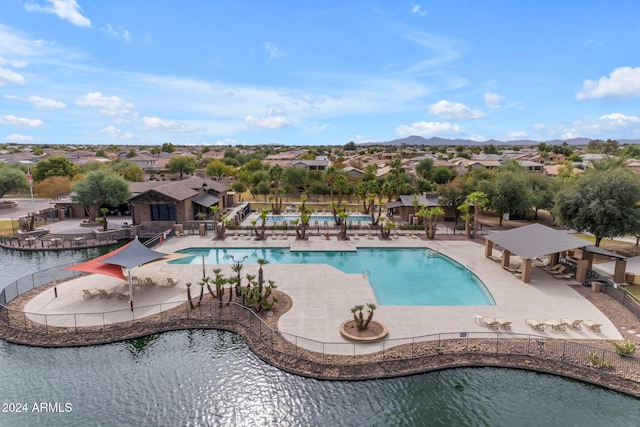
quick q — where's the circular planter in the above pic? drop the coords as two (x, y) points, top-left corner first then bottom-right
(339, 319), (388, 342)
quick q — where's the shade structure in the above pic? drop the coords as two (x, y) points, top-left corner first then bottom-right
(63, 242), (129, 280)
(98, 237), (168, 269)
(65, 237), (174, 311)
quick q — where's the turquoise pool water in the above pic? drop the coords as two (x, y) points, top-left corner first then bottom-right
(169, 248), (494, 306)
(265, 214), (371, 224)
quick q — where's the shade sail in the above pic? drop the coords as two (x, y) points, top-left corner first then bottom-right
(63, 242), (129, 280)
(99, 238), (168, 269)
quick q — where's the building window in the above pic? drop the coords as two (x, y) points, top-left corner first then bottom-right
(150, 203), (176, 221)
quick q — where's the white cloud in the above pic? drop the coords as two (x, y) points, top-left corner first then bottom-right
(532, 123), (545, 130)
(76, 92), (134, 116)
(0, 67), (26, 85)
(559, 113), (640, 138)
(484, 92), (504, 109)
(5, 134), (34, 142)
(244, 115), (291, 129)
(99, 125), (135, 140)
(27, 95), (67, 110)
(577, 67), (640, 100)
(427, 100), (485, 120)
(410, 4), (428, 16)
(264, 42), (284, 61)
(215, 138), (238, 146)
(0, 115), (44, 127)
(142, 117), (195, 133)
(104, 24), (131, 42)
(396, 121), (462, 136)
(25, 0), (91, 28)
(506, 131), (528, 139)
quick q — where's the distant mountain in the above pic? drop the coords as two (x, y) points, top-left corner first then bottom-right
(363, 136), (640, 147)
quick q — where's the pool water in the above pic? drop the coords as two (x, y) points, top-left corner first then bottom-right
(169, 248), (494, 306)
(265, 214), (371, 225)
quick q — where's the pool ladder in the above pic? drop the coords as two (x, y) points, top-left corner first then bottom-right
(362, 269), (371, 278)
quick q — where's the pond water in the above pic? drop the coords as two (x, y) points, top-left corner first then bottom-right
(0, 247), (639, 425)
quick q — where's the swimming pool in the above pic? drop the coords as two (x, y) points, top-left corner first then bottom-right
(265, 214), (372, 225)
(169, 248), (494, 306)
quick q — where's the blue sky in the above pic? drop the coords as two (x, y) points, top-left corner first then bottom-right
(1, 1), (640, 146)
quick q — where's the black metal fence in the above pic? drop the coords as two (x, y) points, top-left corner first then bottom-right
(1, 266), (640, 386)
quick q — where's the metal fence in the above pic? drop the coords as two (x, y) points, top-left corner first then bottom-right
(605, 284), (640, 319)
(1, 266), (640, 387)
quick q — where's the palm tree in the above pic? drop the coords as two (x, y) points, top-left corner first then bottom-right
(186, 282), (194, 309)
(465, 191), (488, 238)
(417, 205), (445, 239)
(257, 258), (269, 294)
(269, 165), (284, 213)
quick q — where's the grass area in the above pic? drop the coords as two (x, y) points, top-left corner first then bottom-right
(0, 219), (16, 235)
(626, 285), (640, 300)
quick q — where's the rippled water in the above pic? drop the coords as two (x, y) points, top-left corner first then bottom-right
(0, 247), (639, 426)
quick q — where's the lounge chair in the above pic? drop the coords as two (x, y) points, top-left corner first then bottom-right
(482, 317), (500, 330)
(367, 231), (374, 240)
(543, 264), (564, 273)
(583, 320), (602, 332)
(98, 289), (114, 298)
(554, 272), (575, 280)
(232, 231), (239, 240)
(526, 318), (546, 331)
(116, 291), (130, 300)
(560, 319), (582, 330)
(544, 318), (567, 331)
(353, 232), (360, 240)
(489, 255), (502, 263)
(166, 277), (179, 287)
(409, 230), (418, 239)
(495, 317), (512, 330)
(82, 289), (98, 299)
(144, 277), (157, 286)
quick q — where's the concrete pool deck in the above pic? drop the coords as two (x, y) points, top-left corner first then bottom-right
(23, 233), (622, 345)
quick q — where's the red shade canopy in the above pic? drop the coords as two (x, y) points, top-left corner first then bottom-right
(63, 242), (130, 280)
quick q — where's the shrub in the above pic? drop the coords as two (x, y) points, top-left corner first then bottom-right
(612, 340), (637, 356)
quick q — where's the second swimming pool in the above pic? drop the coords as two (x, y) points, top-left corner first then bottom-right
(169, 248), (494, 306)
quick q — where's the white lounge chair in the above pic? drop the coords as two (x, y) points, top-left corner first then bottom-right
(560, 319), (582, 330)
(495, 317), (512, 330)
(482, 317), (500, 330)
(544, 318), (567, 331)
(526, 318), (546, 331)
(82, 289), (98, 299)
(583, 320), (602, 332)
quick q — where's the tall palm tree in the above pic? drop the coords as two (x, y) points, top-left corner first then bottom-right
(257, 258), (269, 294)
(465, 191), (488, 238)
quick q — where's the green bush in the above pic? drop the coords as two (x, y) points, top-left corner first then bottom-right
(613, 340), (637, 356)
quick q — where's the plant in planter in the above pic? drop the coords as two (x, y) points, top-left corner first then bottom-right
(612, 340), (637, 356)
(587, 351), (613, 369)
(350, 303), (377, 330)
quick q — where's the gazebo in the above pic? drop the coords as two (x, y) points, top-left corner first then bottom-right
(484, 223), (628, 283)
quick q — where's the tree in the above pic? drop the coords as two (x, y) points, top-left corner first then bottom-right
(465, 191), (489, 238)
(161, 142), (176, 153)
(125, 148), (137, 158)
(71, 170), (131, 221)
(431, 166), (453, 184)
(34, 176), (72, 200)
(486, 171), (530, 226)
(268, 165), (284, 214)
(205, 159), (237, 181)
(168, 156), (197, 180)
(417, 205), (445, 239)
(0, 166), (29, 197)
(414, 158), (433, 180)
(555, 167), (640, 246)
(110, 160), (144, 182)
(33, 156), (77, 181)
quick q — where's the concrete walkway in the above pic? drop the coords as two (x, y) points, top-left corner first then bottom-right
(23, 232), (623, 350)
